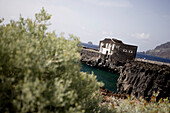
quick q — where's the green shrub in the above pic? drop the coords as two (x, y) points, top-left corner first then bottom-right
(0, 8), (108, 113)
(108, 92), (170, 113)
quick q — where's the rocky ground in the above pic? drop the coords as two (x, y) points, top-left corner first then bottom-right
(99, 87), (170, 113)
(99, 87), (128, 109)
(117, 61), (170, 101)
(81, 48), (170, 101)
(80, 48), (124, 73)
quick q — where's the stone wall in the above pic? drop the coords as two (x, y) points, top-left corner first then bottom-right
(117, 61), (170, 101)
(80, 48), (125, 73)
(109, 44), (137, 63)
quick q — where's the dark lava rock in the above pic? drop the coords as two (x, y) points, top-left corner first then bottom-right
(80, 48), (125, 73)
(99, 87), (127, 99)
(80, 48), (170, 101)
(117, 61), (170, 101)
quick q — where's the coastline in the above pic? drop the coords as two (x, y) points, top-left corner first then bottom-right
(80, 48), (170, 101)
(135, 58), (170, 66)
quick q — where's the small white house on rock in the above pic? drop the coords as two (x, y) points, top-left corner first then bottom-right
(99, 38), (123, 55)
(99, 38), (137, 62)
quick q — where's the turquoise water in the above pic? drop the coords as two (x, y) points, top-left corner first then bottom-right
(81, 63), (119, 92)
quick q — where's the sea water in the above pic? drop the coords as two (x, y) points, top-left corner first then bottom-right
(136, 53), (170, 63)
(81, 63), (119, 92)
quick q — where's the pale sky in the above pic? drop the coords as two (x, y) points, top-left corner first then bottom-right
(0, 0), (170, 51)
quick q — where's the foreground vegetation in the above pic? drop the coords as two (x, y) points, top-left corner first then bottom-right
(0, 8), (169, 113)
(0, 8), (113, 113)
(105, 92), (170, 113)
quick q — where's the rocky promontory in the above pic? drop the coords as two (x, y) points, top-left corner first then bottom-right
(80, 48), (125, 73)
(80, 48), (170, 101)
(117, 61), (170, 101)
(140, 42), (170, 59)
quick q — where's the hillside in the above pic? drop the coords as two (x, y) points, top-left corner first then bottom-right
(145, 42), (170, 59)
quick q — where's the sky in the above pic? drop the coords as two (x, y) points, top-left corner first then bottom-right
(0, 0), (170, 51)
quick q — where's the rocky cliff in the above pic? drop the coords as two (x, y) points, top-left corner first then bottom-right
(144, 42), (170, 59)
(80, 48), (170, 101)
(80, 48), (125, 73)
(117, 61), (170, 101)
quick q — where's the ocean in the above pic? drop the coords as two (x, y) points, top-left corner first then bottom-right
(81, 63), (119, 92)
(136, 53), (170, 63)
(81, 43), (170, 92)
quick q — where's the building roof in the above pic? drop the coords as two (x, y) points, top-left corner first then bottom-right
(100, 38), (123, 44)
(100, 38), (138, 48)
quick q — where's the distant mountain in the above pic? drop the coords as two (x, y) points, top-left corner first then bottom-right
(144, 42), (170, 59)
(87, 41), (93, 45)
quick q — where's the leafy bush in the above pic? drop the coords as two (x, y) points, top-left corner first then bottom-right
(0, 8), (108, 113)
(118, 93), (169, 113)
(106, 92), (170, 113)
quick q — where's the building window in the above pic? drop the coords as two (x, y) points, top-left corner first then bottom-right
(123, 49), (127, 52)
(112, 44), (115, 50)
(129, 50), (133, 53)
(106, 43), (109, 49)
(123, 49), (133, 53)
(100, 42), (103, 52)
(108, 43), (111, 49)
(116, 45), (120, 49)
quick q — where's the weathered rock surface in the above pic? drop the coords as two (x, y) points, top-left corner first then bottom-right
(140, 41), (170, 59)
(117, 61), (170, 101)
(80, 48), (170, 101)
(80, 48), (125, 73)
